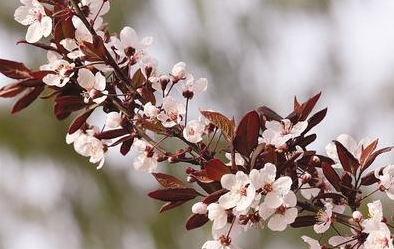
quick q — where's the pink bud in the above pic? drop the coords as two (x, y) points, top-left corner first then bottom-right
(191, 202), (207, 214)
(352, 211), (363, 222)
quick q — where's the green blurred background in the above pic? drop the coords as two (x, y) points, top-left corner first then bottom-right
(1, 0), (394, 248)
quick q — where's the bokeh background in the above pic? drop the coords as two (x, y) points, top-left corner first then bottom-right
(1, 0), (394, 248)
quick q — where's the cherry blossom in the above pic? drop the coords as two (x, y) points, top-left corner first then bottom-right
(262, 119), (308, 148)
(132, 139), (157, 173)
(250, 163), (292, 208)
(77, 68), (108, 104)
(192, 202), (208, 215)
(218, 172), (255, 212)
(143, 102), (159, 119)
(181, 74), (208, 99)
(105, 112), (122, 128)
(66, 128), (107, 169)
(375, 165), (394, 200)
(14, 0), (52, 43)
(171, 62), (187, 82)
(157, 96), (186, 128)
(183, 120), (205, 143)
(202, 237), (241, 249)
(40, 51), (75, 87)
(207, 203), (228, 230)
(313, 202), (333, 234)
(301, 236), (321, 249)
(259, 191), (298, 231)
(60, 38), (85, 60)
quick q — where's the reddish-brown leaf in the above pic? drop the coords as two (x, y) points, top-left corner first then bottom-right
(204, 158), (231, 181)
(159, 200), (187, 213)
(200, 110), (235, 142)
(234, 110), (260, 157)
(152, 173), (185, 188)
(131, 69), (146, 88)
(95, 129), (129, 140)
(299, 92), (322, 121)
(360, 171), (380, 186)
(359, 139), (378, 168)
(186, 213), (209, 230)
(0, 58), (32, 79)
(363, 146), (393, 171)
(322, 162), (341, 192)
(303, 108), (327, 134)
(335, 141), (360, 174)
(257, 106), (282, 121)
(0, 82), (25, 98)
(120, 138), (134, 156)
(291, 215), (316, 228)
(202, 189), (228, 204)
(68, 108), (95, 134)
(11, 86), (44, 114)
(148, 187), (201, 202)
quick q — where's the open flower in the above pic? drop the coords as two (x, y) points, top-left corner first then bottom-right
(105, 112), (122, 128)
(60, 38), (85, 60)
(77, 68), (108, 104)
(114, 26), (153, 65)
(313, 202), (333, 234)
(375, 165), (394, 200)
(364, 225), (393, 249)
(262, 119), (308, 148)
(171, 62), (187, 82)
(207, 203), (228, 230)
(181, 74), (208, 99)
(259, 191), (298, 231)
(143, 102), (159, 119)
(79, 0), (110, 21)
(14, 0), (52, 43)
(362, 200), (384, 233)
(40, 51), (75, 87)
(157, 96), (186, 128)
(202, 236), (241, 249)
(183, 120), (205, 143)
(301, 236), (321, 249)
(250, 163), (292, 208)
(66, 128), (107, 169)
(219, 172), (255, 212)
(132, 139), (157, 173)
(326, 134), (371, 168)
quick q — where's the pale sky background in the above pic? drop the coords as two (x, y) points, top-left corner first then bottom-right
(2, 0), (394, 248)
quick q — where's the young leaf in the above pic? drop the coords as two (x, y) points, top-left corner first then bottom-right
(11, 86), (44, 114)
(200, 110), (235, 141)
(120, 138), (134, 156)
(0, 58), (32, 79)
(186, 213), (209, 230)
(363, 146), (393, 171)
(148, 187), (201, 202)
(303, 108), (327, 134)
(204, 158), (231, 181)
(322, 162), (341, 192)
(334, 141), (360, 174)
(359, 139), (378, 168)
(234, 110), (260, 157)
(95, 129), (129, 140)
(152, 173), (186, 188)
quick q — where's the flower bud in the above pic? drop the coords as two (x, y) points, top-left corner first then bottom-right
(301, 172), (312, 183)
(191, 202), (207, 214)
(171, 62), (186, 82)
(352, 211), (363, 222)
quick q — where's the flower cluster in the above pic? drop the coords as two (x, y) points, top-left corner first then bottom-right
(1, 1), (394, 248)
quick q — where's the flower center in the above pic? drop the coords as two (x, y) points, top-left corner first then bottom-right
(275, 205), (286, 215)
(262, 184), (273, 194)
(219, 235), (231, 246)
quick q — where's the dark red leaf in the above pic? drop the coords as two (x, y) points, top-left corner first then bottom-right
(360, 171), (380, 186)
(257, 106), (282, 121)
(0, 82), (25, 98)
(152, 173), (185, 188)
(303, 108), (327, 134)
(299, 92), (322, 121)
(0, 58), (32, 79)
(120, 138), (134, 156)
(200, 110), (235, 142)
(202, 189), (228, 204)
(159, 200), (187, 213)
(11, 86), (44, 114)
(335, 141), (360, 174)
(363, 146), (393, 171)
(204, 158), (231, 181)
(234, 110), (260, 157)
(290, 215), (316, 228)
(95, 129), (129, 140)
(359, 139), (378, 168)
(148, 187), (201, 202)
(322, 162), (341, 192)
(68, 108), (95, 134)
(186, 213), (209, 230)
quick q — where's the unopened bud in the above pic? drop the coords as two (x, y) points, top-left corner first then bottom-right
(352, 211), (363, 222)
(191, 202), (207, 214)
(171, 62), (186, 82)
(168, 156), (178, 164)
(301, 172), (312, 183)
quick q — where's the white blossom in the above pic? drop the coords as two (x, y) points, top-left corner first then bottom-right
(60, 38), (85, 60)
(183, 120), (205, 143)
(132, 139), (157, 173)
(192, 202), (208, 215)
(40, 51), (75, 87)
(364, 225), (393, 249)
(262, 119), (308, 148)
(14, 0), (52, 43)
(181, 74), (208, 98)
(105, 112), (122, 128)
(171, 62), (187, 81)
(77, 68), (108, 104)
(313, 202), (333, 234)
(301, 236), (321, 249)
(375, 165), (394, 200)
(259, 191), (298, 231)
(202, 237), (241, 249)
(218, 172), (256, 212)
(250, 163), (292, 209)
(157, 96), (186, 128)
(143, 102), (159, 119)
(207, 203), (228, 230)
